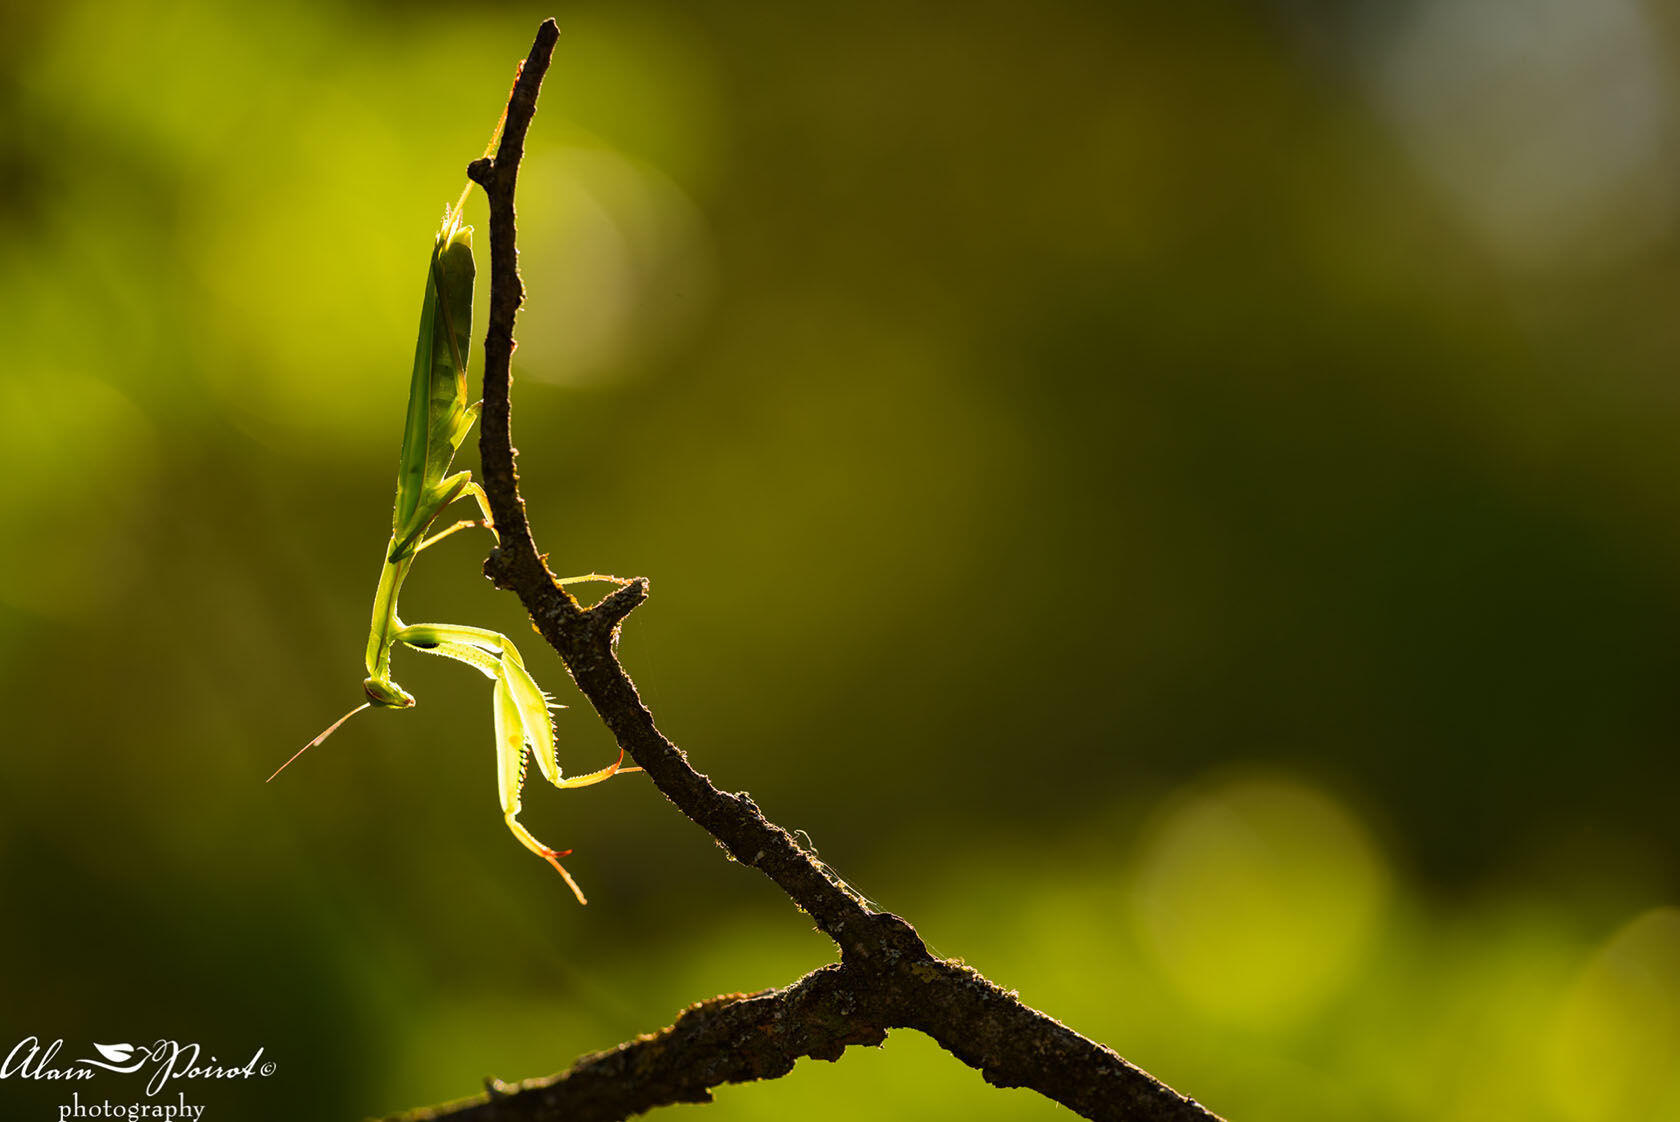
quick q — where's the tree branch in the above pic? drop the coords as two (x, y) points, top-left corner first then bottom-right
(396, 19), (1223, 1122)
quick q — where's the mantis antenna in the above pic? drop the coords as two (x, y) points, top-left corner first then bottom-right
(267, 702), (370, 783)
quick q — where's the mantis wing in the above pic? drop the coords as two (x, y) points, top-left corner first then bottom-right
(391, 218), (477, 556)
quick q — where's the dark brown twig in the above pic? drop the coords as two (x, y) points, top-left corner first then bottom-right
(395, 18), (1222, 1122)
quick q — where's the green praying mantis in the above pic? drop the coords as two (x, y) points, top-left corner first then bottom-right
(271, 174), (636, 906)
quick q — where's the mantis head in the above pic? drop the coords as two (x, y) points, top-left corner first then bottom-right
(364, 677), (417, 709)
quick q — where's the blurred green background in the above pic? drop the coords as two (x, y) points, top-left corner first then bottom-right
(4, 0), (1680, 1118)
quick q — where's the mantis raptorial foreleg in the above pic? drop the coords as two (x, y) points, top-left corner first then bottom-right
(273, 157), (637, 904)
(396, 622), (635, 904)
